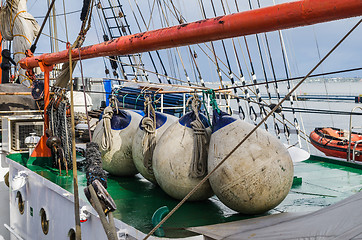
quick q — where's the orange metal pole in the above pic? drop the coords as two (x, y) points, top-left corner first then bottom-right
(30, 64), (53, 158)
(43, 66), (51, 128)
(19, 0), (362, 70)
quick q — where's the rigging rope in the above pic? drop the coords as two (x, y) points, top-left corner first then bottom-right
(219, 0), (245, 119)
(54, 0), (94, 88)
(255, 0), (290, 140)
(129, 0), (172, 84)
(199, 0), (225, 89)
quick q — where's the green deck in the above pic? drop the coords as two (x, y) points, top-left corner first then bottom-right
(7, 153), (362, 238)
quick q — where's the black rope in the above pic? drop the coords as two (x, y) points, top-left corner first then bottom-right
(233, 0), (260, 124)
(199, 0), (225, 88)
(218, 0), (245, 119)
(81, 0), (92, 21)
(34, 10), (82, 19)
(131, 0), (171, 83)
(237, 98), (362, 116)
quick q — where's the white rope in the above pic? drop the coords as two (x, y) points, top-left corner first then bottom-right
(141, 96), (156, 174)
(188, 94), (209, 178)
(100, 106), (114, 151)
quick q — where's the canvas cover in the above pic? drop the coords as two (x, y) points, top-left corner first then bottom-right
(188, 191), (362, 239)
(0, 0), (40, 85)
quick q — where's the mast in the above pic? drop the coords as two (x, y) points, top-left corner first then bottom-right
(20, 0), (362, 69)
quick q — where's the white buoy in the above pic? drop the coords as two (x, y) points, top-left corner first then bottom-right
(153, 111), (214, 201)
(132, 112), (178, 183)
(208, 110), (294, 214)
(93, 109), (143, 176)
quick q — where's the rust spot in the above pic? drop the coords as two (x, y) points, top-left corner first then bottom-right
(134, 33), (145, 39)
(81, 46), (92, 51)
(177, 23), (189, 29)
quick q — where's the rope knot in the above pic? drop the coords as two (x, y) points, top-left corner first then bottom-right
(141, 117), (156, 134)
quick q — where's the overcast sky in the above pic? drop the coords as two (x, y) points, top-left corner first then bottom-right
(20, 0), (362, 83)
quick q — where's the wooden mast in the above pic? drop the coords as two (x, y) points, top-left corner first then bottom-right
(20, 0), (362, 70)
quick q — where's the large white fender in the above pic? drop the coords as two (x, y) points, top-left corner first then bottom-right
(132, 112), (178, 183)
(153, 112), (213, 201)
(208, 110), (294, 214)
(93, 109), (143, 176)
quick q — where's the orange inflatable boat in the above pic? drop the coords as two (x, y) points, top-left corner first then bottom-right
(310, 127), (362, 161)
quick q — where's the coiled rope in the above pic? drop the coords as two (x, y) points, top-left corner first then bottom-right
(100, 106), (114, 151)
(188, 94), (209, 178)
(141, 95), (157, 174)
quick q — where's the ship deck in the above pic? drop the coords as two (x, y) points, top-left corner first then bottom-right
(6, 153), (362, 238)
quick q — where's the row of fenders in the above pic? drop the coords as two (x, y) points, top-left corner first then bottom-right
(92, 108), (294, 214)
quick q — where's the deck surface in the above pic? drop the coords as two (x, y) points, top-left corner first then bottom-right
(7, 154), (362, 238)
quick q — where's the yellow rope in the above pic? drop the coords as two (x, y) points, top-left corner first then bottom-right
(10, 10), (26, 36)
(19, 74), (33, 85)
(12, 34), (32, 45)
(13, 52), (26, 56)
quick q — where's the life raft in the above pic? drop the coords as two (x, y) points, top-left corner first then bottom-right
(310, 127), (362, 161)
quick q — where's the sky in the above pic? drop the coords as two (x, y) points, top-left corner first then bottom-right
(13, 0), (362, 85)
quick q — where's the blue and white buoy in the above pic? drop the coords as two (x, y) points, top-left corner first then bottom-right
(93, 109), (143, 176)
(132, 112), (178, 183)
(153, 111), (214, 201)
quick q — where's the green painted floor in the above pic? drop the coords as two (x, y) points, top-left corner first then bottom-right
(7, 153), (362, 238)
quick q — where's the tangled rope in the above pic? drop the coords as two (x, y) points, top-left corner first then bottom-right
(100, 106), (114, 151)
(188, 94), (209, 178)
(141, 96), (157, 174)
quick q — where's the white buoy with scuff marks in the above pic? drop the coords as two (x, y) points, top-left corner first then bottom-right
(93, 108), (143, 176)
(208, 110), (294, 214)
(132, 111), (178, 183)
(153, 111), (213, 201)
